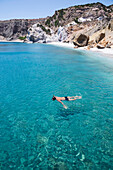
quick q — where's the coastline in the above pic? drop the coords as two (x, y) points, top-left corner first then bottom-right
(47, 42), (113, 58)
(47, 42), (75, 49)
(0, 39), (24, 43)
(1, 40), (113, 57)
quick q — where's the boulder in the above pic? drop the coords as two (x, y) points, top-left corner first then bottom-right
(86, 46), (91, 50)
(0, 35), (5, 41)
(97, 44), (105, 49)
(108, 19), (113, 31)
(96, 33), (105, 43)
(106, 43), (111, 48)
(73, 34), (89, 47)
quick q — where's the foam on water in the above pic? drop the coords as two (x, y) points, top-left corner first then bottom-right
(0, 42), (113, 169)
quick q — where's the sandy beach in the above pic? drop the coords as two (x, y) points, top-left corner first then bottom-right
(47, 42), (75, 48)
(0, 39), (24, 42)
(1, 40), (113, 57)
(47, 42), (113, 57)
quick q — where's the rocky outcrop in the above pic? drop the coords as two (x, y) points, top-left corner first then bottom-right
(57, 26), (68, 42)
(96, 33), (105, 43)
(73, 34), (89, 47)
(0, 2), (113, 48)
(27, 24), (58, 43)
(97, 44), (105, 49)
(43, 2), (112, 31)
(25, 3), (113, 47)
(0, 19), (44, 40)
(108, 19), (113, 31)
(27, 23), (69, 43)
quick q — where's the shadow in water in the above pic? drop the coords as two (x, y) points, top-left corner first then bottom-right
(57, 106), (83, 118)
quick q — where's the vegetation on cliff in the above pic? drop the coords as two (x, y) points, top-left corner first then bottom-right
(0, 2), (113, 42)
(19, 36), (26, 40)
(37, 24), (51, 35)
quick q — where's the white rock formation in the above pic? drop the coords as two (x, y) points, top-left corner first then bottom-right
(67, 21), (77, 27)
(27, 22), (70, 43)
(57, 26), (68, 41)
(78, 17), (92, 22)
(27, 23), (59, 43)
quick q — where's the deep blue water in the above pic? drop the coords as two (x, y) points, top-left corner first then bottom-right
(0, 42), (113, 169)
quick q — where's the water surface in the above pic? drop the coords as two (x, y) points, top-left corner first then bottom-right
(0, 42), (113, 169)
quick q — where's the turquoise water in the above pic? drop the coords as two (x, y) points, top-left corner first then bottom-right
(0, 42), (113, 169)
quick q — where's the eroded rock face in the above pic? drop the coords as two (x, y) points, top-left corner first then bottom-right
(111, 20), (113, 31)
(57, 26), (68, 42)
(96, 33), (105, 43)
(27, 24), (59, 43)
(73, 34), (89, 47)
(0, 19), (42, 40)
(108, 19), (113, 31)
(27, 24), (69, 43)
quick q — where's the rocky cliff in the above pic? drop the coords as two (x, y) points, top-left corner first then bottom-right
(42, 2), (112, 30)
(26, 2), (113, 49)
(0, 2), (113, 48)
(0, 18), (45, 41)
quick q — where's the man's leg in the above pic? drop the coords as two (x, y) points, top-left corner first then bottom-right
(68, 96), (82, 101)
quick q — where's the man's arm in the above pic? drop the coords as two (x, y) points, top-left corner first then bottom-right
(57, 99), (67, 109)
(69, 96), (82, 101)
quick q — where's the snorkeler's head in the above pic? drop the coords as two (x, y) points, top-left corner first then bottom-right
(52, 95), (56, 101)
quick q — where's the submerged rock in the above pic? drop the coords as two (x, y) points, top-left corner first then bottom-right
(80, 154), (85, 161)
(54, 162), (68, 170)
(37, 133), (48, 144)
(76, 152), (80, 157)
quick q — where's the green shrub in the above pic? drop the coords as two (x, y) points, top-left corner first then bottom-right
(19, 36), (26, 40)
(37, 24), (51, 35)
(55, 11), (58, 15)
(58, 9), (65, 19)
(45, 19), (51, 26)
(103, 6), (107, 12)
(37, 24), (40, 27)
(74, 17), (79, 24)
(74, 6), (78, 9)
(53, 15), (56, 20)
(86, 3), (95, 7)
(55, 20), (59, 27)
(50, 17), (53, 21)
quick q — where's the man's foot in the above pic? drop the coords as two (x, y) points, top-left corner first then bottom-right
(75, 96), (82, 99)
(78, 96), (82, 99)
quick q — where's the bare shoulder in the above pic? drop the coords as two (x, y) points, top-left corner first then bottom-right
(56, 97), (61, 100)
(56, 97), (64, 101)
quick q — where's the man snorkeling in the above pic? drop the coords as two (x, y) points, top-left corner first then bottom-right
(52, 95), (82, 109)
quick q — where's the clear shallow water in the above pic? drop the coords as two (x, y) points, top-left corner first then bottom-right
(0, 42), (113, 169)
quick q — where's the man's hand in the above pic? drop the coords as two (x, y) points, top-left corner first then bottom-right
(64, 105), (68, 109)
(57, 99), (67, 109)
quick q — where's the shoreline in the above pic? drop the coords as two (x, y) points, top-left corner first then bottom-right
(1, 40), (113, 57)
(47, 42), (75, 49)
(47, 42), (113, 58)
(0, 39), (24, 43)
